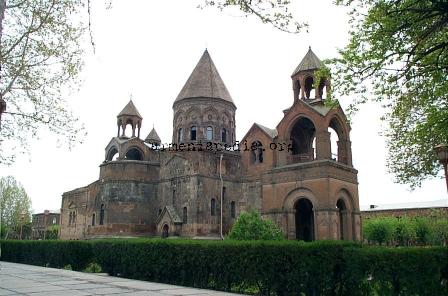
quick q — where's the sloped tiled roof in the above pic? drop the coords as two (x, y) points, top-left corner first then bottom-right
(361, 199), (448, 211)
(175, 50), (234, 104)
(255, 123), (278, 138)
(165, 206), (182, 223)
(118, 100), (142, 119)
(145, 127), (161, 143)
(292, 47), (322, 76)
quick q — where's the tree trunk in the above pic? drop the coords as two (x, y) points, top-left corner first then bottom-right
(0, 0), (6, 128)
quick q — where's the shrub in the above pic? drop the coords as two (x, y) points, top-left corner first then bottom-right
(227, 210), (284, 240)
(1, 239), (447, 295)
(363, 217), (396, 245)
(83, 262), (102, 273)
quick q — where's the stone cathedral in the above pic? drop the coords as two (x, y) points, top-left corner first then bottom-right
(59, 48), (361, 241)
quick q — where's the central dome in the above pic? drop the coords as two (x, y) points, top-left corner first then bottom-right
(174, 49), (234, 105)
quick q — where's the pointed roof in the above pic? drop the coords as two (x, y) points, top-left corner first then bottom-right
(118, 100), (142, 119)
(254, 123), (278, 138)
(291, 47), (322, 76)
(175, 50), (234, 104)
(145, 127), (161, 143)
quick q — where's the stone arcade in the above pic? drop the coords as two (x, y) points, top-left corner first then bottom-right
(60, 48), (361, 240)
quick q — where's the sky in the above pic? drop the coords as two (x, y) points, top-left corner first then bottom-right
(0, 0), (446, 213)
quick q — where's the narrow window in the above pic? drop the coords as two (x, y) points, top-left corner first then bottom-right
(158, 208), (162, 216)
(92, 213), (96, 226)
(172, 189), (176, 205)
(191, 126), (197, 140)
(206, 126), (213, 141)
(69, 212), (72, 225)
(231, 201), (236, 218)
(183, 207), (187, 223)
(99, 204), (105, 225)
(221, 128), (227, 142)
(178, 128), (183, 142)
(222, 187), (226, 201)
(211, 198), (216, 216)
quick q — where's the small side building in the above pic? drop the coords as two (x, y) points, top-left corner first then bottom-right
(361, 199), (448, 220)
(31, 210), (60, 239)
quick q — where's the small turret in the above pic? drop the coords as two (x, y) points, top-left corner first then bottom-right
(291, 47), (330, 102)
(145, 127), (161, 145)
(117, 100), (142, 138)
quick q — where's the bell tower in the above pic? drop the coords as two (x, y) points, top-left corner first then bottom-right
(117, 100), (143, 138)
(291, 47), (331, 102)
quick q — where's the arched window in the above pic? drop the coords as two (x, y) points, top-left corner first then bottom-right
(178, 128), (184, 142)
(91, 213), (96, 226)
(206, 126), (213, 141)
(183, 207), (187, 223)
(106, 147), (118, 161)
(125, 147), (143, 161)
(221, 128), (227, 142)
(158, 208), (162, 216)
(337, 199), (347, 240)
(230, 201), (236, 218)
(211, 198), (216, 216)
(99, 204), (105, 225)
(250, 141), (264, 164)
(304, 76), (314, 99)
(191, 126), (197, 140)
(290, 117), (316, 161)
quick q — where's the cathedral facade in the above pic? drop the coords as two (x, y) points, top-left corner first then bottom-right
(59, 49), (361, 241)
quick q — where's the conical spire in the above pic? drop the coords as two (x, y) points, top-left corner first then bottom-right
(175, 50), (233, 104)
(291, 47), (322, 76)
(145, 127), (161, 144)
(118, 100), (142, 119)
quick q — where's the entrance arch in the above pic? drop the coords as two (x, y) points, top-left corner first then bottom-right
(162, 224), (169, 238)
(294, 198), (314, 241)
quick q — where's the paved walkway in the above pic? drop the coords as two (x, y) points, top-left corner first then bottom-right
(0, 261), (243, 296)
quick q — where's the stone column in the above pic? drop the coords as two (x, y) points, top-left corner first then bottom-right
(315, 130), (331, 160)
(337, 139), (352, 166)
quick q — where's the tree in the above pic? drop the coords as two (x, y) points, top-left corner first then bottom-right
(323, 0), (448, 188)
(0, 0), (86, 164)
(201, 0), (305, 34)
(0, 176), (32, 239)
(227, 210), (284, 240)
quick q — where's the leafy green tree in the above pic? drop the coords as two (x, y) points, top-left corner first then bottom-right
(363, 217), (396, 245)
(324, 0), (448, 188)
(45, 224), (59, 240)
(227, 210), (284, 240)
(0, 176), (32, 239)
(431, 219), (448, 246)
(394, 217), (417, 246)
(0, 0), (86, 164)
(413, 216), (432, 245)
(201, 0), (305, 33)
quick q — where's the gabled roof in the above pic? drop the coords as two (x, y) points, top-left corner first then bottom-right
(292, 47), (322, 76)
(254, 123), (278, 138)
(175, 50), (234, 104)
(145, 127), (161, 143)
(118, 100), (142, 119)
(156, 206), (183, 224)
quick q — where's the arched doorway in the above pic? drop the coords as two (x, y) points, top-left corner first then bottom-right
(294, 198), (314, 241)
(337, 199), (347, 240)
(162, 224), (169, 238)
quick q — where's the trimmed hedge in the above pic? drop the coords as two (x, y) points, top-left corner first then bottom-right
(1, 239), (447, 295)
